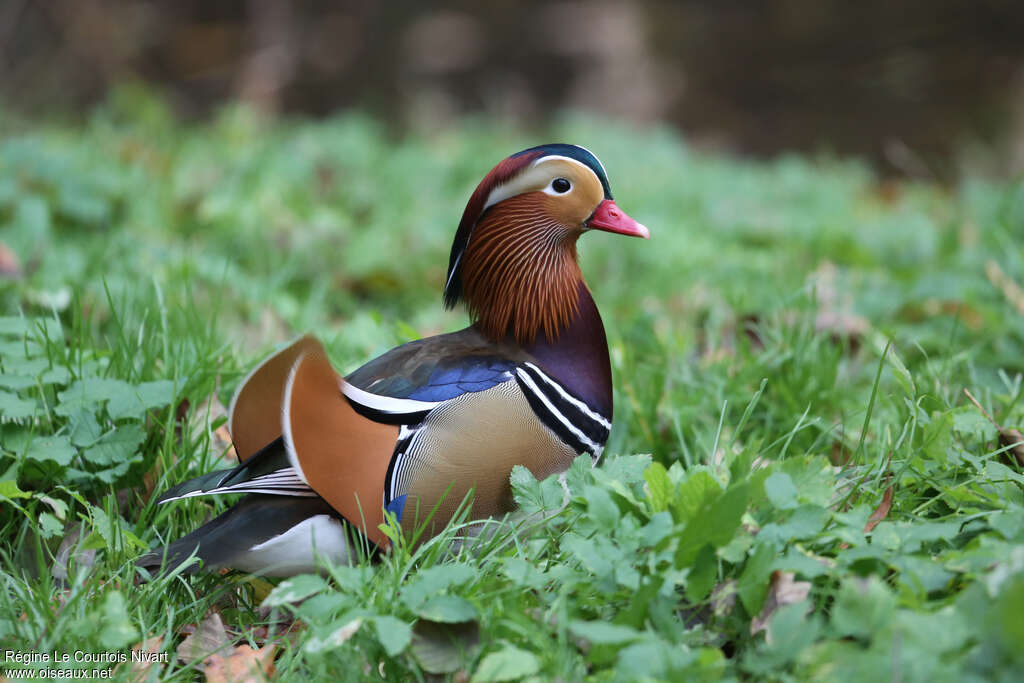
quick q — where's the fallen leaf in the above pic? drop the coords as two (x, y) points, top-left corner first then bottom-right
(117, 635), (164, 681)
(711, 580), (737, 618)
(999, 427), (1024, 468)
(863, 485), (894, 533)
(830, 440), (852, 466)
(51, 524), (97, 582)
(750, 571), (812, 639)
(203, 644), (276, 683)
(178, 612), (231, 663)
(0, 242), (21, 278)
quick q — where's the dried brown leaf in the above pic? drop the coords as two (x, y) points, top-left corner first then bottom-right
(203, 644), (276, 683)
(750, 571), (812, 640)
(863, 485), (894, 534)
(51, 524), (97, 582)
(0, 242), (21, 278)
(711, 579), (737, 618)
(117, 636), (165, 681)
(1000, 427), (1024, 467)
(178, 612), (231, 663)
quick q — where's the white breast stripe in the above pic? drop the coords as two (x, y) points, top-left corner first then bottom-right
(522, 362), (612, 429)
(515, 368), (602, 454)
(340, 380), (441, 415)
(389, 425), (420, 501)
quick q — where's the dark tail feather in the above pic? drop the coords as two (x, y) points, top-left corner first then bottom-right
(155, 437), (292, 504)
(155, 468), (236, 504)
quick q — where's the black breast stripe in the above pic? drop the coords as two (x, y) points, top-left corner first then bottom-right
(514, 365), (609, 457)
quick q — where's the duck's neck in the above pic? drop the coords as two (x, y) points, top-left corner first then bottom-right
(521, 280), (613, 419)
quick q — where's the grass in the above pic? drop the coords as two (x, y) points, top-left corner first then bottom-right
(2, 88), (1024, 680)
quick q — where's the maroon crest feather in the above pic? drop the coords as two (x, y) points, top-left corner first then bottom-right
(443, 150), (545, 308)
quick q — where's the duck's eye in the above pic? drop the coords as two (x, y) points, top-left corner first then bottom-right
(551, 178), (571, 193)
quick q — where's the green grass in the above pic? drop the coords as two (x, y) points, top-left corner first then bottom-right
(2, 89), (1024, 680)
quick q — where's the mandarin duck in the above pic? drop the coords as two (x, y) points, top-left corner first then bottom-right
(138, 144), (648, 576)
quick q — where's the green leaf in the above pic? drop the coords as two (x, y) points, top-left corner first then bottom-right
(40, 366), (71, 386)
(14, 195), (51, 238)
(263, 574), (330, 606)
(0, 316), (32, 337)
(69, 409), (104, 447)
(38, 511), (64, 539)
(886, 345), (915, 397)
(89, 505), (114, 547)
(304, 618), (363, 654)
(676, 482), (749, 568)
(401, 563), (476, 610)
(563, 533), (614, 578)
(98, 591), (139, 649)
(411, 619), (480, 674)
(764, 472), (798, 510)
(501, 557), (546, 589)
(417, 595), (477, 623)
(831, 576), (895, 639)
(82, 424), (145, 466)
(923, 411), (954, 462)
(56, 378), (131, 417)
(686, 544), (718, 602)
(951, 406), (997, 441)
(510, 466), (564, 516)
(471, 645), (540, 682)
(644, 462), (673, 512)
(672, 469), (722, 524)
(584, 485), (620, 531)
(995, 574), (1024, 661)
(765, 603), (821, 663)
(564, 453), (595, 494)
(0, 375), (35, 390)
(569, 620), (642, 645)
(0, 479), (32, 501)
(106, 379), (176, 420)
(24, 435), (77, 467)
(738, 541), (775, 615)
(372, 616), (412, 656)
(616, 638), (700, 679)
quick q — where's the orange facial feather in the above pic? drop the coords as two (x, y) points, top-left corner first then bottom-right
(460, 193), (584, 343)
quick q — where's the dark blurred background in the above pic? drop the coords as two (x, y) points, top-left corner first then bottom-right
(3, 0), (1024, 177)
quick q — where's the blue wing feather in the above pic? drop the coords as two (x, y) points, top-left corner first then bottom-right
(345, 327), (524, 403)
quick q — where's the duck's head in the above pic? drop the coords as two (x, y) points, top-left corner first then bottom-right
(444, 144), (648, 343)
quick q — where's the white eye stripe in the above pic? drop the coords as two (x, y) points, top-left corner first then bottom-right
(482, 155), (595, 211)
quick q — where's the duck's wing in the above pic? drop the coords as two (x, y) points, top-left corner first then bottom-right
(344, 326), (526, 402)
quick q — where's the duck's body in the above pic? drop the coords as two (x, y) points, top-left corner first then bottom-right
(139, 144), (647, 576)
